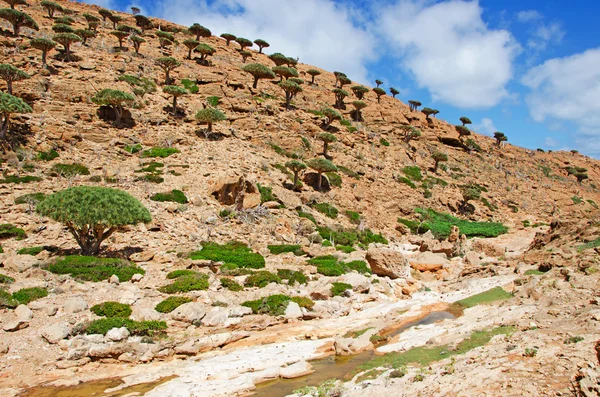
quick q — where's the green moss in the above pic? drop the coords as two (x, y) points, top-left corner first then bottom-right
(0, 224), (26, 240)
(190, 241), (265, 269)
(141, 147), (180, 158)
(524, 269), (547, 276)
(242, 294), (313, 315)
(36, 149), (59, 161)
(220, 278), (243, 292)
(181, 79), (199, 94)
(298, 210), (317, 224)
(155, 296), (192, 313)
(13, 287), (48, 304)
(90, 302), (132, 318)
(311, 202), (339, 219)
(137, 174), (164, 183)
(267, 244), (304, 256)
(421, 177), (448, 189)
(136, 162), (164, 174)
(159, 272), (209, 293)
(17, 246), (44, 256)
(51, 163), (90, 176)
(150, 189), (188, 204)
(0, 273), (14, 284)
(326, 172), (342, 188)
(244, 271), (281, 288)
(402, 166), (423, 181)
(277, 269), (307, 285)
(47, 256), (144, 282)
(0, 175), (42, 184)
(411, 208), (508, 239)
(455, 287), (512, 308)
(0, 289), (17, 308)
(85, 318), (167, 336)
(331, 282), (352, 296)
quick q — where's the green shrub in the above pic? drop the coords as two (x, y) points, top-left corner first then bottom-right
(36, 149), (59, 161)
(124, 143), (142, 154)
(316, 226), (387, 246)
(269, 143), (299, 159)
(190, 241), (265, 269)
(141, 147), (180, 158)
(345, 210), (360, 224)
(17, 246), (44, 256)
(571, 196), (583, 205)
(159, 272), (209, 293)
(220, 277), (243, 292)
(331, 282), (352, 296)
(150, 189), (188, 204)
(13, 287), (48, 304)
(91, 301), (132, 318)
(0, 175), (42, 184)
(0, 224), (26, 240)
(257, 183), (277, 203)
(0, 289), (17, 308)
(15, 192), (46, 205)
(51, 163), (90, 176)
(456, 287), (512, 308)
(242, 294), (313, 315)
(155, 296), (192, 313)
(0, 245), (3, 253)
(322, 239), (333, 247)
(380, 138), (390, 147)
(277, 269), (307, 285)
(311, 202), (339, 219)
(421, 177), (448, 189)
(0, 273), (14, 284)
(47, 256), (144, 282)
(244, 271), (281, 288)
(298, 210), (317, 224)
(166, 269), (196, 279)
(402, 166), (423, 181)
(396, 176), (417, 189)
(85, 318), (166, 336)
(136, 162), (164, 174)
(326, 172), (342, 188)
(412, 208), (508, 239)
(336, 245), (355, 253)
(308, 256), (370, 276)
(206, 96), (220, 107)
(267, 244), (303, 256)
(181, 79), (199, 94)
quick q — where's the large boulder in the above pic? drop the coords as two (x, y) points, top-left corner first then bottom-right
(209, 175), (261, 209)
(63, 297), (88, 314)
(171, 302), (206, 324)
(41, 323), (70, 344)
(408, 251), (449, 272)
(366, 248), (411, 279)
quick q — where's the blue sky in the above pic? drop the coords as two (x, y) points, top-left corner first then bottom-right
(83, 0), (600, 157)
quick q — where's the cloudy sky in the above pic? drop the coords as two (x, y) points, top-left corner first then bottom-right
(80, 0), (600, 157)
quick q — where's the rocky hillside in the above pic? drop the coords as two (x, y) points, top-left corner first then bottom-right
(1, 1), (599, 396)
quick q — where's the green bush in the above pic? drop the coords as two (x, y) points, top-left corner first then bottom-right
(159, 272), (209, 293)
(0, 175), (42, 184)
(0, 245), (3, 253)
(14, 192), (46, 205)
(326, 172), (342, 188)
(277, 269), (307, 285)
(124, 143), (142, 154)
(13, 287), (48, 304)
(36, 149), (59, 161)
(0, 273), (14, 284)
(190, 241), (265, 269)
(316, 226), (387, 246)
(298, 210), (317, 224)
(410, 208), (508, 239)
(244, 271), (281, 288)
(331, 282), (352, 296)
(267, 244), (303, 256)
(166, 269), (196, 279)
(380, 138), (390, 147)
(257, 183), (277, 203)
(308, 256), (370, 276)
(397, 176), (417, 189)
(0, 289), (17, 308)
(0, 224), (26, 240)
(91, 301), (132, 318)
(141, 147), (180, 158)
(311, 202), (339, 219)
(181, 79), (199, 94)
(51, 163), (90, 176)
(402, 166), (423, 181)
(207, 96), (220, 107)
(242, 294), (314, 315)
(345, 210), (361, 224)
(85, 318), (166, 336)
(47, 256), (144, 282)
(322, 239), (333, 247)
(336, 245), (355, 253)
(17, 246), (44, 256)
(155, 296), (192, 313)
(456, 287), (512, 308)
(220, 277), (243, 292)
(150, 189), (188, 204)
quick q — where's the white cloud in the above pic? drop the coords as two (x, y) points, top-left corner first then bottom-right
(522, 48), (600, 135)
(377, 0), (520, 108)
(527, 21), (565, 52)
(146, 0), (376, 83)
(544, 137), (559, 147)
(516, 10), (542, 23)
(473, 117), (496, 135)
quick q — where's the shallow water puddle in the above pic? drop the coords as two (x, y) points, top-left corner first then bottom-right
(19, 376), (175, 397)
(251, 311), (454, 397)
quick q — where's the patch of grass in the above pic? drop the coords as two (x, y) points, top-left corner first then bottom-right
(344, 327), (373, 339)
(337, 165), (360, 180)
(244, 271), (281, 288)
(311, 202), (339, 219)
(190, 241), (265, 269)
(572, 196), (584, 205)
(331, 282), (352, 296)
(308, 256), (371, 276)
(269, 143), (299, 159)
(524, 348), (537, 357)
(220, 277), (243, 292)
(298, 210), (317, 224)
(181, 78), (199, 94)
(0, 224), (26, 240)
(17, 246), (44, 256)
(15, 193), (46, 205)
(47, 256), (145, 282)
(242, 294), (313, 315)
(51, 163), (90, 176)
(355, 369), (385, 383)
(91, 302), (132, 318)
(421, 177), (448, 189)
(408, 208), (508, 239)
(159, 271), (209, 293)
(141, 147), (180, 158)
(36, 149), (59, 161)
(380, 138), (390, 147)
(326, 172), (342, 188)
(123, 144), (142, 154)
(150, 189), (188, 204)
(345, 210), (361, 225)
(396, 176), (417, 189)
(352, 326), (514, 377)
(277, 269), (307, 285)
(565, 336), (584, 344)
(587, 199), (598, 209)
(317, 226), (387, 246)
(257, 183), (278, 203)
(268, 244), (304, 256)
(136, 162), (164, 174)
(524, 269), (547, 276)
(166, 269), (196, 279)
(137, 174), (164, 183)
(206, 95), (220, 106)
(85, 318), (167, 336)
(336, 245), (355, 253)
(306, 109), (324, 117)
(578, 238), (600, 252)
(0, 289), (17, 308)
(13, 287), (48, 304)
(402, 166), (423, 181)
(322, 239), (333, 247)
(155, 296), (192, 313)
(0, 273), (14, 284)
(0, 175), (42, 184)
(455, 287), (512, 308)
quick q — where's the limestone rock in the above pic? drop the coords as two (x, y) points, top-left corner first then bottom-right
(280, 360), (314, 379)
(106, 327), (130, 342)
(3, 320), (28, 332)
(63, 297), (88, 314)
(284, 301), (303, 319)
(109, 274), (120, 284)
(4, 254), (38, 272)
(171, 302), (206, 324)
(409, 251), (449, 272)
(366, 248), (411, 279)
(201, 307), (229, 327)
(15, 305), (33, 322)
(41, 323), (70, 344)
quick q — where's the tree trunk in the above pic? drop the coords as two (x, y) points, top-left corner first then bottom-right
(258, 47), (263, 54)
(13, 23), (19, 36)
(134, 43), (140, 54)
(323, 142), (328, 157)
(65, 44), (71, 61)
(433, 161), (439, 172)
(285, 92), (291, 110)
(253, 77), (258, 89)
(0, 116), (8, 139)
(293, 172), (299, 189)
(207, 122), (213, 132)
(172, 96), (177, 115)
(317, 172), (322, 190)
(114, 105), (123, 127)
(188, 48), (192, 59)
(164, 70), (170, 85)
(6, 80), (13, 95)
